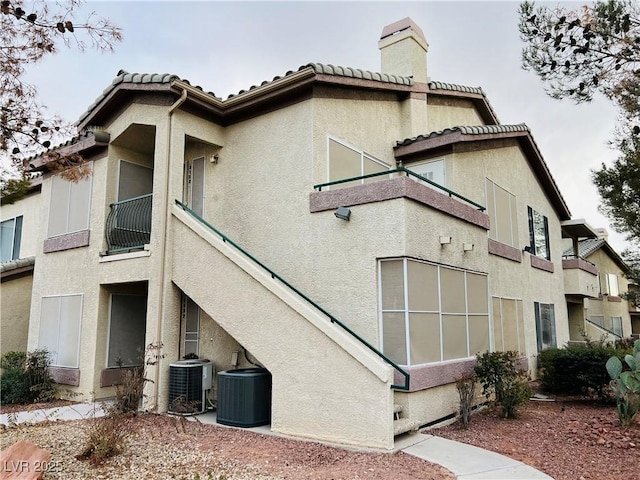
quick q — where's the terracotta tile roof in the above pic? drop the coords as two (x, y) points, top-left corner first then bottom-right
(563, 238), (628, 273)
(427, 81), (484, 95)
(393, 123), (571, 220)
(79, 65), (494, 123)
(396, 124), (530, 147)
(1, 256), (35, 272)
(563, 238), (606, 258)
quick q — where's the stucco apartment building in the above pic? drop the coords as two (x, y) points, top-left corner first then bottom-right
(1, 18), (637, 449)
(563, 233), (639, 343)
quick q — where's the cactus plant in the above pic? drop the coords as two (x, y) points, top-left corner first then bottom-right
(606, 339), (640, 426)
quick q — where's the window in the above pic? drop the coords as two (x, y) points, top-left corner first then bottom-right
(590, 315), (605, 328)
(379, 258), (489, 365)
(0, 216), (22, 262)
(606, 274), (620, 297)
(118, 160), (153, 201)
(328, 137), (390, 188)
(534, 302), (556, 351)
(611, 317), (623, 337)
(407, 159), (445, 188)
(38, 295), (82, 368)
(183, 296), (200, 357)
(527, 206), (550, 260)
(48, 167), (92, 238)
(486, 179), (518, 248)
(107, 294), (147, 367)
(492, 297), (525, 354)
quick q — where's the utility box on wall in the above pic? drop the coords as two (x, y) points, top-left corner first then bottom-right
(216, 368), (271, 427)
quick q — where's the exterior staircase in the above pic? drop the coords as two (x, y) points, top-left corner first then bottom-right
(169, 204), (401, 449)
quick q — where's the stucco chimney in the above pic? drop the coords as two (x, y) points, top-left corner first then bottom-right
(378, 18), (429, 83)
(595, 228), (609, 241)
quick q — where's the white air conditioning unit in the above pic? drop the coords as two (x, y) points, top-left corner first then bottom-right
(168, 360), (213, 415)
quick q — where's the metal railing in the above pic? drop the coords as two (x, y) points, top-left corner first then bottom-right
(106, 193), (153, 253)
(175, 199), (410, 390)
(561, 254), (597, 268)
(313, 167), (485, 211)
(585, 318), (623, 339)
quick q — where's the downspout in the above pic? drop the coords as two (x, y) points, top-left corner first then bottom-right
(152, 87), (188, 410)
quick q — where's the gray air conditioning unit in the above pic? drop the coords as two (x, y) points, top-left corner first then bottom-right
(217, 367), (271, 427)
(168, 360), (213, 415)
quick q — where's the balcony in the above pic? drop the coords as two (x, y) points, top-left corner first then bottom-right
(310, 168), (489, 230)
(562, 255), (598, 298)
(105, 194), (152, 254)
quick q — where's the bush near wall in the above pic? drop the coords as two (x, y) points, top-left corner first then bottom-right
(538, 341), (631, 399)
(0, 350), (56, 404)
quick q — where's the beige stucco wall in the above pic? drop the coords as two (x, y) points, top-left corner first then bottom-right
(446, 140), (569, 366)
(27, 103), (174, 401)
(1, 188), (42, 259)
(427, 98), (485, 133)
(585, 248), (632, 337)
(1, 274), (32, 356)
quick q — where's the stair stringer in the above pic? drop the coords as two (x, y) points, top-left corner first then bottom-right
(170, 206), (396, 449)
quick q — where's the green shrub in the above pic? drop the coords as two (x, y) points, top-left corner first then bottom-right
(0, 349), (56, 404)
(474, 350), (530, 418)
(538, 341), (631, 400)
(500, 375), (532, 418)
(0, 367), (32, 404)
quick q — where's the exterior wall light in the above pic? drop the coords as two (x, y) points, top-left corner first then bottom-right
(439, 236), (452, 245)
(334, 206), (351, 221)
(463, 243), (474, 252)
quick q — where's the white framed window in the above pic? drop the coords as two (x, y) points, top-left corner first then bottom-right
(183, 296), (200, 357)
(527, 206), (550, 260)
(0, 216), (22, 262)
(492, 297), (525, 354)
(611, 316), (623, 337)
(606, 274), (620, 297)
(47, 166), (93, 238)
(38, 295), (83, 368)
(486, 179), (518, 248)
(379, 258), (489, 366)
(327, 136), (390, 188)
(406, 159), (446, 188)
(534, 302), (556, 351)
(107, 294), (147, 367)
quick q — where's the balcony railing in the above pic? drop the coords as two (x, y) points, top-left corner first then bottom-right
(105, 193), (152, 253)
(313, 167), (485, 211)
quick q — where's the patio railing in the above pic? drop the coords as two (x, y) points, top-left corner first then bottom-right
(105, 193), (153, 253)
(313, 167), (485, 211)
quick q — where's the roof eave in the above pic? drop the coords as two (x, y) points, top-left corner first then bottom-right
(29, 132), (110, 172)
(427, 88), (499, 124)
(394, 129), (572, 220)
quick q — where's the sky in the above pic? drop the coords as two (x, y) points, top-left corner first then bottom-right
(22, 0), (630, 253)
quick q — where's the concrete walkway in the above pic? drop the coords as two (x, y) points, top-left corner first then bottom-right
(0, 403), (107, 426)
(1, 404), (553, 479)
(397, 433), (553, 480)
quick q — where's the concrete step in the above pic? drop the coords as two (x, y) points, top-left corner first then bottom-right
(394, 417), (422, 436)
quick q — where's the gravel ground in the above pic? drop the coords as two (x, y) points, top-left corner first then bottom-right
(431, 399), (640, 480)
(0, 413), (453, 479)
